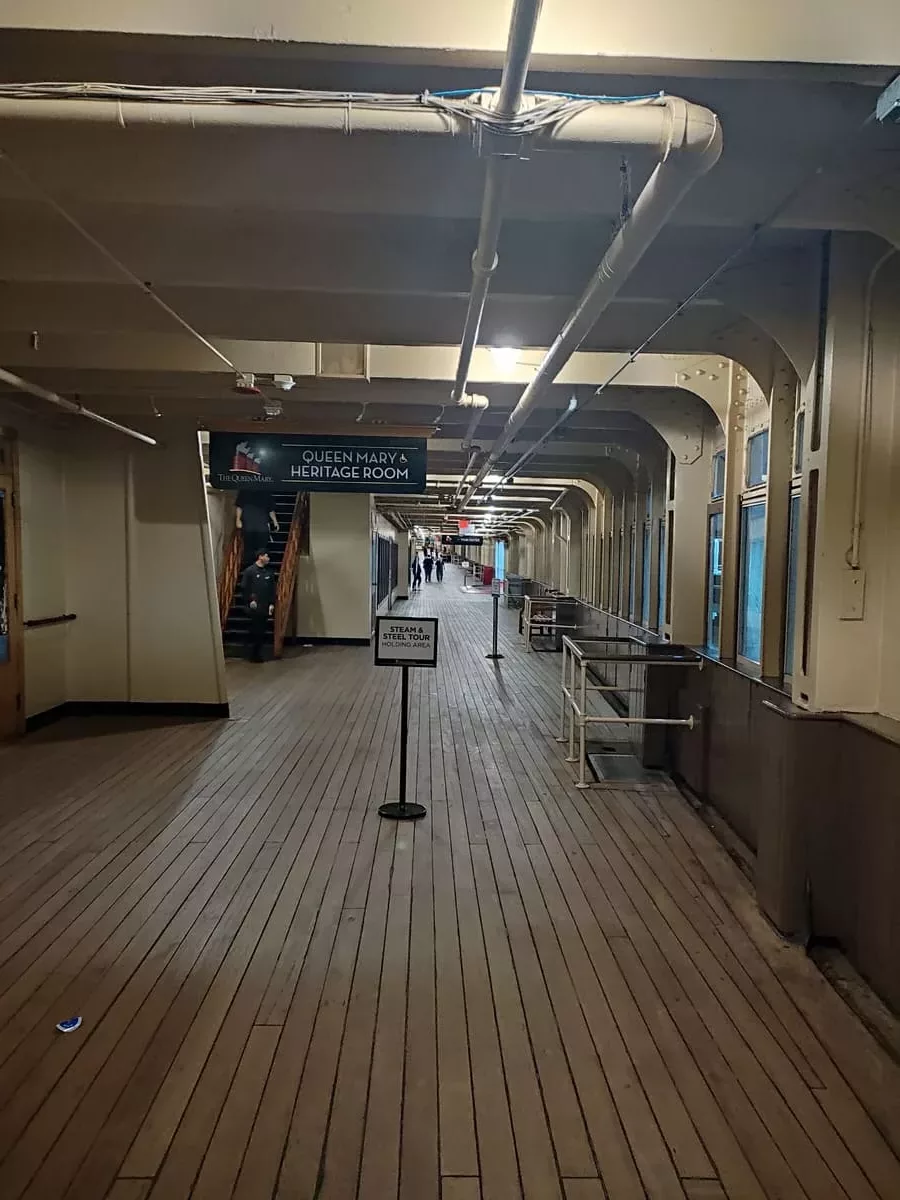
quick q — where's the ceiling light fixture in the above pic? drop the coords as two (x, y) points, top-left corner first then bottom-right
(490, 346), (520, 373)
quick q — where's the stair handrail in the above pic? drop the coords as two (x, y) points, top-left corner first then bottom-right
(274, 493), (307, 658)
(218, 526), (244, 631)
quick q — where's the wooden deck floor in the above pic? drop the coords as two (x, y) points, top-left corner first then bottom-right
(0, 567), (898, 1200)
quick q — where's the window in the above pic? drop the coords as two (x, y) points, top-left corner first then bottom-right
(628, 525), (637, 618)
(705, 511), (724, 655)
(494, 538), (506, 582)
(657, 517), (667, 631)
(641, 523), (651, 628)
(746, 430), (769, 488)
(738, 502), (766, 663)
(793, 411), (805, 474)
(711, 450), (726, 499)
(784, 493), (801, 676)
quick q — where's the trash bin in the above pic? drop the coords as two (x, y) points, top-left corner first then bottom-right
(482, 565), (494, 587)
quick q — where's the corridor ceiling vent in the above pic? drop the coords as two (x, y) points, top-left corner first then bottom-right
(316, 343), (369, 380)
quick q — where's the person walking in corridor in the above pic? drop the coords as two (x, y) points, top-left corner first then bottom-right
(423, 550), (434, 583)
(410, 554), (422, 592)
(240, 548), (276, 662)
(436, 556), (444, 583)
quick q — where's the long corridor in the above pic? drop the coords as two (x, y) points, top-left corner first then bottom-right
(0, 569), (898, 1199)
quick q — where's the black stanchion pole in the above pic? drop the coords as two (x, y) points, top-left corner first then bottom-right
(485, 592), (505, 661)
(379, 664), (427, 820)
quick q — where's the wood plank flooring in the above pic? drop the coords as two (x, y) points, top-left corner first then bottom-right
(0, 565), (899, 1199)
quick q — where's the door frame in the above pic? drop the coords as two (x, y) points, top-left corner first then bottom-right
(0, 430), (25, 737)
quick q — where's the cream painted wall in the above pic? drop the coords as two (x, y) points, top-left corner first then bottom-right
(295, 491), (373, 641)
(797, 238), (900, 718)
(3, 1), (898, 67)
(62, 435), (129, 702)
(3, 407), (227, 717)
(206, 486), (235, 579)
(127, 430), (227, 704)
(17, 434), (68, 715)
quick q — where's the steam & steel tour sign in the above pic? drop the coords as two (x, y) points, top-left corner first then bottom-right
(209, 432), (427, 494)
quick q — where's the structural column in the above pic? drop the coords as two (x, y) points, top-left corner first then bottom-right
(760, 350), (797, 676)
(795, 233), (900, 713)
(717, 361), (747, 659)
(669, 444), (716, 646)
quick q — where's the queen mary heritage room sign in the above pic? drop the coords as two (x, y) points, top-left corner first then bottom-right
(209, 432), (428, 494)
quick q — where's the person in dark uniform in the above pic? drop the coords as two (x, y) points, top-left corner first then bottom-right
(236, 490), (279, 568)
(240, 549), (276, 662)
(435, 556), (444, 583)
(423, 550), (434, 583)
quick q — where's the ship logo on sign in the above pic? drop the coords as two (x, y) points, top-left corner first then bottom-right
(230, 441), (263, 476)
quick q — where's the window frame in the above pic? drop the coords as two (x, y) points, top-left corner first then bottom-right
(737, 496), (766, 670)
(656, 515), (667, 633)
(711, 449), (726, 500)
(704, 499), (724, 657)
(745, 429), (769, 489)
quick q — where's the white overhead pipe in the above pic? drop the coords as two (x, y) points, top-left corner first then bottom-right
(460, 96), (722, 506)
(0, 366), (157, 445)
(0, 93), (711, 154)
(452, 0), (542, 420)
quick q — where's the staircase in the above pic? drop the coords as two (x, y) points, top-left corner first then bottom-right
(222, 492), (298, 656)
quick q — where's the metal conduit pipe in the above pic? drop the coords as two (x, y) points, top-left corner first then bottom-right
(451, 445), (481, 508)
(0, 93), (712, 152)
(460, 95), (722, 505)
(0, 366), (157, 445)
(452, 0), (542, 477)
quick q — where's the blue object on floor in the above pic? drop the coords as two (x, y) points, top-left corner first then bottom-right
(56, 1016), (83, 1033)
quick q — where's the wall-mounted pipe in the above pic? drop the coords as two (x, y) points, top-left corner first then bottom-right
(451, 0), (543, 450)
(461, 96), (722, 505)
(0, 366), (157, 445)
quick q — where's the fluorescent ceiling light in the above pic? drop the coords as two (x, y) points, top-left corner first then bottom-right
(489, 346), (520, 373)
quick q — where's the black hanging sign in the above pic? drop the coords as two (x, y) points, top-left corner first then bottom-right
(442, 534), (484, 547)
(209, 432), (427, 494)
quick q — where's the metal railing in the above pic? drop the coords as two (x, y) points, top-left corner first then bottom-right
(217, 527), (244, 631)
(558, 634), (700, 788)
(273, 492), (307, 659)
(521, 594), (579, 651)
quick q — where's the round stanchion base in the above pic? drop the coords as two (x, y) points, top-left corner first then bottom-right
(378, 801), (427, 821)
(485, 653), (505, 660)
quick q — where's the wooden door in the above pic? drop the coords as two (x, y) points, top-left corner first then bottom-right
(0, 434), (23, 737)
